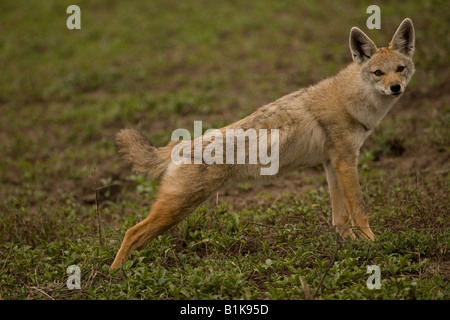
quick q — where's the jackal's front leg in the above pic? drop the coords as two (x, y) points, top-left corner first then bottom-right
(324, 162), (356, 239)
(331, 160), (375, 241)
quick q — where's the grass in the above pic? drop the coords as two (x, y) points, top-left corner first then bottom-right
(0, 0), (449, 300)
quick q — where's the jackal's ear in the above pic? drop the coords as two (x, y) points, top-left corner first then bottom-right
(389, 18), (415, 57)
(349, 27), (377, 64)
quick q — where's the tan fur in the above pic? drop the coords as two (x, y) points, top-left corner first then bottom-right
(111, 19), (415, 269)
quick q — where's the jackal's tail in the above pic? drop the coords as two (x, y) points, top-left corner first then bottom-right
(115, 129), (169, 180)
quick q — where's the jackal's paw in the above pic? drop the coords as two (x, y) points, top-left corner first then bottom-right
(111, 255), (126, 270)
(353, 226), (375, 242)
(337, 226), (356, 240)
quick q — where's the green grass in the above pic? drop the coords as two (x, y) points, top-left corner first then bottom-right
(0, 0), (449, 300)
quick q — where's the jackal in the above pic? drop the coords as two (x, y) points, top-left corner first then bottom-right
(111, 18), (415, 269)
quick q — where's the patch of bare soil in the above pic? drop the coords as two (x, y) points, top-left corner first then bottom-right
(429, 260), (450, 281)
(213, 167), (325, 210)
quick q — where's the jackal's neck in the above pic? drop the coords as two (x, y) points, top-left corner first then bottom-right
(336, 63), (398, 130)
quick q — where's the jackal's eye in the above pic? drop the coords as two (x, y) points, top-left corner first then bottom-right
(373, 70), (383, 77)
(396, 65), (405, 72)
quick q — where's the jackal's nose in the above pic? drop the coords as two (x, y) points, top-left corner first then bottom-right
(390, 84), (401, 93)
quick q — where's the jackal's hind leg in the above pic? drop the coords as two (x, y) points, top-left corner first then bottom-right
(110, 196), (188, 269)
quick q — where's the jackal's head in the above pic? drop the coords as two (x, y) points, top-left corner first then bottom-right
(349, 18), (415, 97)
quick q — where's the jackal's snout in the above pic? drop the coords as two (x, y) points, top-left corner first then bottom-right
(390, 83), (402, 95)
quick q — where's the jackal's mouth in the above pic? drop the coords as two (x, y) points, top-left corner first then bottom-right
(379, 89), (403, 97)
